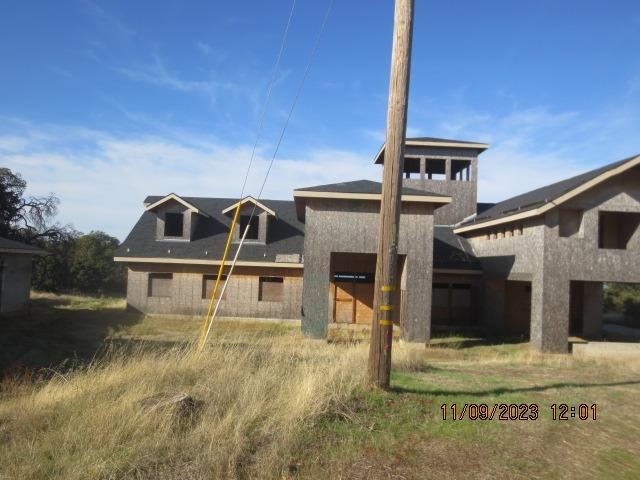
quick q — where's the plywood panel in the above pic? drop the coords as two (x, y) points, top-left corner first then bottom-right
(334, 281), (354, 323)
(354, 282), (374, 324)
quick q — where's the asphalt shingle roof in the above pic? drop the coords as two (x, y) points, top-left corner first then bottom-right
(0, 237), (45, 254)
(433, 227), (481, 271)
(294, 179), (446, 197)
(116, 197), (304, 263)
(463, 155), (640, 227)
(407, 136), (486, 145)
(117, 194), (478, 272)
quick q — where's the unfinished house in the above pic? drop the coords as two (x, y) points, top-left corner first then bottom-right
(455, 155), (640, 352)
(0, 237), (45, 313)
(293, 179), (450, 341)
(115, 195), (305, 319)
(115, 137), (640, 352)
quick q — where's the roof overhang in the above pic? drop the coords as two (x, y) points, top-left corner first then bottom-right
(0, 248), (46, 255)
(454, 154), (640, 235)
(221, 196), (276, 217)
(374, 139), (490, 164)
(114, 256), (303, 268)
(293, 190), (451, 204)
(433, 268), (483, 275)
(145, 193), (210, 217)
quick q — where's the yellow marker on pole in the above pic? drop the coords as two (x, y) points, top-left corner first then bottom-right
(198, 202), (242, 348)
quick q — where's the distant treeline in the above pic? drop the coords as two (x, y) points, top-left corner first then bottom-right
(1, 167), (125, 296)
(31, 231), (126, 295)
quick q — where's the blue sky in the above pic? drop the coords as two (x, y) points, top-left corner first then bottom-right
(1, 0), (639, 239)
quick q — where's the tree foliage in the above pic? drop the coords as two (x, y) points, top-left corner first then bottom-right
(0, 168), (126, 295)
(70, 231), (126, 294)
(0, 168), (65, 242)
(604, 283), (640, 318)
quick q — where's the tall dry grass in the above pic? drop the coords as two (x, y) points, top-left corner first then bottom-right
(0, 334), (368, 479)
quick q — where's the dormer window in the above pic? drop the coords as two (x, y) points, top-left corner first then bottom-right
(240, 215), (260, 240)
(222, 196), (276, 244)
(164, 212), (184, 237)
(144, 194), (210, 242)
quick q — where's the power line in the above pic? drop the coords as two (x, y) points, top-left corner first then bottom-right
(238, 0), (297, 199)
(198, 0), (297, 348)
(255, 0), (335, 200)
(201, 0), (335, 346)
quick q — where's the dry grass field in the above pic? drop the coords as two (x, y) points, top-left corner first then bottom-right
(1, 293), (639, 479)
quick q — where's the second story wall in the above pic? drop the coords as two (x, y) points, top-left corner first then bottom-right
(543, 166), (640, 284)
(464, 165), (640, 285)
(400, 146), (479, 225)
(303, 198), (434, 255)
(465, 217), (545, 281)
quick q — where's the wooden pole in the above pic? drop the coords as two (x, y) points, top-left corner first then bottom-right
(368, 0), (414, 389)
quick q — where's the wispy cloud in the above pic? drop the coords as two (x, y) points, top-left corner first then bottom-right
(0, 119), (372, 240)
(0, 135), (30, 152)
(116, 54), (238, 104)
(194, 41), (214, 56)
(81, 0), (136, 42)
(4, 89), (638, 240)
(48, 65), (73, 78)
(628, 73), (640, 97)
(360, 125), (424, 144)
(409, 98), (640, 203)
(361, 128), (385, 143)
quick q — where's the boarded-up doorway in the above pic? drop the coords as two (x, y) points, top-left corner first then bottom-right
(333, 272), (374, 324)
(330, 252), (404, 325)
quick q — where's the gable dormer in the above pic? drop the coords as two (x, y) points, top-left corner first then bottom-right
(222, 197), (276, 244)
(145, 193), (209, 241)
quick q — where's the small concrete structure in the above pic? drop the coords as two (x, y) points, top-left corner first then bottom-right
(0, 237), (45, 313)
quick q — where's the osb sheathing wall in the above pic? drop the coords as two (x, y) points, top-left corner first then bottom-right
(126, 263), (303, 319)
(466, 167), (640, 353)
(534, 169), (640, 352)
(401, 146), (479, 226)
(301, 198), (434, 342)
(0, 253), (34, 313)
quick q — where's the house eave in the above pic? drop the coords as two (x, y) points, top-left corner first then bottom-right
(114, 256), (304, 268)
(221, 196), (277, 217)
(292, 190), (451, 204)
(144, 193), (210, 218)
(454, 154), (640, 235)
(0, 248), (47, 255)
(374, 139), (490, 164)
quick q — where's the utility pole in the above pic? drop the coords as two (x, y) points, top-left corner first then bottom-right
(368, 0), (414, 389)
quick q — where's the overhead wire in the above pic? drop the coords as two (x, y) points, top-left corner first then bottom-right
(238, 0), (298, 200)
(200, 0), (336, 347)
(198, 0), (297, 348)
